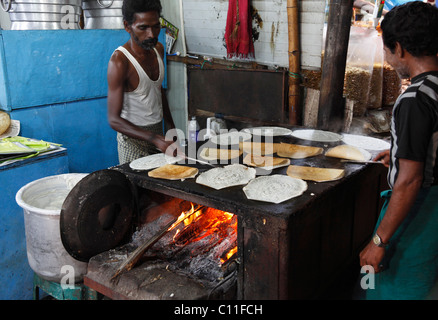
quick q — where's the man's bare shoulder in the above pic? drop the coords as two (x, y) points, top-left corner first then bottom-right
(107, 47), (130, 84)
(109, 49), (129, 68)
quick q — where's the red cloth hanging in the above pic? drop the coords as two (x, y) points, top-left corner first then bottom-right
(225, 0), (255, 59)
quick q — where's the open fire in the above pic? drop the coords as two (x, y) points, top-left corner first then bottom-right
(131, 203), (238, 286)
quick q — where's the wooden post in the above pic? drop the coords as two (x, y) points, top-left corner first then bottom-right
(317, 0), (353, 131)
(287, 0), (301, 125)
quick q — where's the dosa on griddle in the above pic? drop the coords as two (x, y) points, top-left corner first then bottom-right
(325, 145), (371, 161)
(239, 142), (278, 155)
(148, 164), (198, 180)
(129, 153), (182, 171)
(199, 147), (242, 161)
(243, 153), (290, 169)
(243, 175), (307, 204)
(286, 165), (345, 182)
(196, 164), (256, 190)
(276, 143), (323, 159)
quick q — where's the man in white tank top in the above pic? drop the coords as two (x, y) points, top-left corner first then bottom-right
(107, 0), (176, 164)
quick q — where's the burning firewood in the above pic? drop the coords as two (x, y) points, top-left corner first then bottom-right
(111, 205), (205, 282)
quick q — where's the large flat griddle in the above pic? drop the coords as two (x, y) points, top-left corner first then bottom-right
(115, 134), (381, 225)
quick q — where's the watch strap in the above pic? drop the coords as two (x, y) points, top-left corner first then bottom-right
(373, 233), (388, 248)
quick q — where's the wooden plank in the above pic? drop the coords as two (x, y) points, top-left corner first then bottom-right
(317, 0), (353, 130)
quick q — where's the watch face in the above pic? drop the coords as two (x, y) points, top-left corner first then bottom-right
(373, 234), (381, 246)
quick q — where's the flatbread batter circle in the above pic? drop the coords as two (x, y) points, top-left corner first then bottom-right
(196, 164), (256, 190)
(243, 175), (307, 204)
(242, 126), (293, 136)
(291, 129), (343, 142)
(129, 153), (182, 171)
(341, 133), (390, 151)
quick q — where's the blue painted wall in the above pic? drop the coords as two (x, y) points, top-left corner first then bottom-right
(0, 29), (167, 173)
(0, 30), (131, 111)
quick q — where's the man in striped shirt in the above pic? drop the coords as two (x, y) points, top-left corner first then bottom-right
(359, 1), (438, 299)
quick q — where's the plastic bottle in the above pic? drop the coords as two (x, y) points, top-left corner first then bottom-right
(188, 116), (200, 143)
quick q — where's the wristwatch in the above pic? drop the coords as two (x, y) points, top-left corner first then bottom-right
(372, 233), (388, 248)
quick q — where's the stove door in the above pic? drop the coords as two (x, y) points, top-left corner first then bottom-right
(60, 169), (135, 262)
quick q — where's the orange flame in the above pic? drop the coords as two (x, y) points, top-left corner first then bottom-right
(169, 203), (238, 264)
(221, 246), (237, 264)
(168, 203), (199, 231)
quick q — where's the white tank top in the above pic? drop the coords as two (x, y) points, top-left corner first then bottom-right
(115, 46), (164, 126)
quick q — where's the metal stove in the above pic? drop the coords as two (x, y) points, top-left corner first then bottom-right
(59, 132), (388, 300)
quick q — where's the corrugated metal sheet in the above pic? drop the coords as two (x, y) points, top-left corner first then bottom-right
(182, 0), (325, 70)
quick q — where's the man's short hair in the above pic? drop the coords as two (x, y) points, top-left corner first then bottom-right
(122, 0), (162, 25)
(381, 1), (438, 57)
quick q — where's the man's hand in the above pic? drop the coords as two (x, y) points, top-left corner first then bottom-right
(359, 241), (386, 273)
(374, 149), (390, 167)
(152, 134), (184, 158)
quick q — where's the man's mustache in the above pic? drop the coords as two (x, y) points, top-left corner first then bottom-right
(141, 38), (158, 50)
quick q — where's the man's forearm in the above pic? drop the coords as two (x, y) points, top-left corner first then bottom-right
(376, 180), (422, 244)
(375, 158), (424, 244)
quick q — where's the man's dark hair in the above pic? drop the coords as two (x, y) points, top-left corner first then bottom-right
(122, 0), (162, 25)
(381, 2), (438, 57)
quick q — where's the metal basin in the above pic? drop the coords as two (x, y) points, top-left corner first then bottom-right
(84, 7), (121, 17)
(2, 0), (82, 30)
(82, 0), (121, 9)
(82, 0), (123, 29)
(10, 12), (80, 22)
(8, 3), (81, 13)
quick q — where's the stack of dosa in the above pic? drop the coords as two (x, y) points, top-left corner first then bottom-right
(286, 165), (345, 182)
(148, 164), (198, 180)
(243, 153), (290, 170)
(276, 143), (323, 159)
(199, 147), (242, 161)
(325, 145), (371, 161)
(239, 142), (278, 155)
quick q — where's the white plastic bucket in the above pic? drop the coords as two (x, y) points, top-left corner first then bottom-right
(16, 173), (88, 283)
